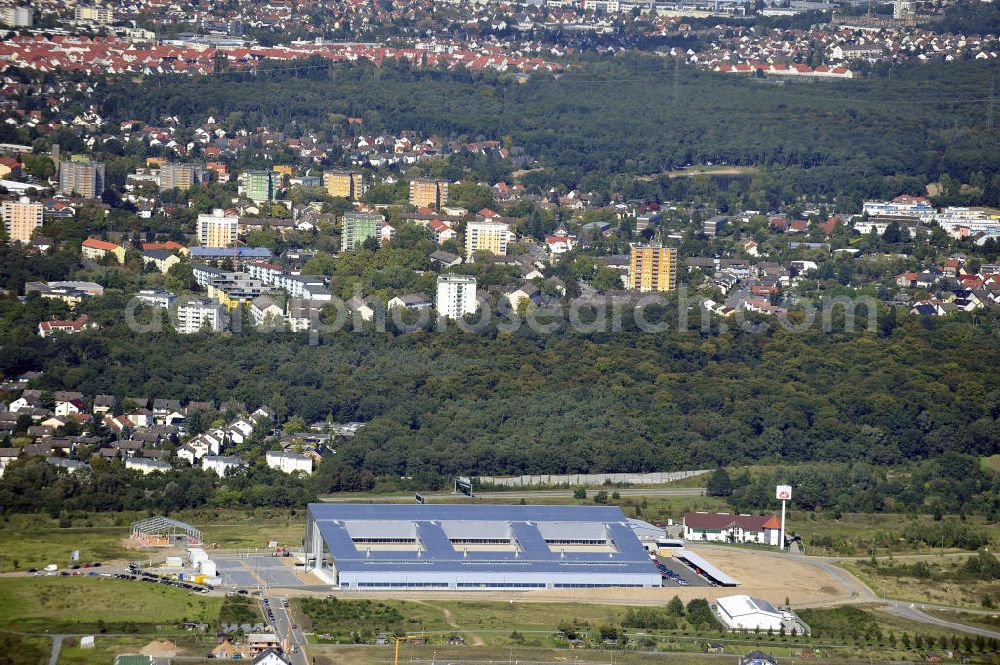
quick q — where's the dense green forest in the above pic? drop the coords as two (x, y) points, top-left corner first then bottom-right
(0, 456), (316, 516)
(93, 57), (1000, 206)
(3, 292), (999, 485)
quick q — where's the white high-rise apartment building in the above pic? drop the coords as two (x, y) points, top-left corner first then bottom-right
(197, 209), (238, 248)
(464, 220), (510, 260)
(435, 274), (477, 319)
(175, 299), (225, 334)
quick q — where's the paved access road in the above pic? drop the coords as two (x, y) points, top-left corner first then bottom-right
(883, 602), (1000, 639)
(262, 594), (309, 665)
(695, 544), (1000, 638)
(320, 487), (705, 502)
(47, 635), (63, 665)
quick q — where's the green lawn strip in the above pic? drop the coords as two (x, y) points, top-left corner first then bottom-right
(0, 577), (221, 633)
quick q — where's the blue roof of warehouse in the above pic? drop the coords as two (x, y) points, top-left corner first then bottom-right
(190, 246), (272, 257)
(306, 503), (657, 575)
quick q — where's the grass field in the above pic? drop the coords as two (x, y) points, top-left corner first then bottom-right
(0, 516), (131, 572)
(841, 557), (1000, 609)
(0, 577), (222, 632)
(298, 598), (639, 643)
(56, 636), (193, 665)
(0, 633), (49, 665)
(0, 509), (306, 572)
(297, 602), (1000, 665)
(786, 512), (1000, 557)
(309, 645), (834, 665)
(308, 637), (973, 665)
(219, 594), (264, 625)
(294, 597), (988, 659)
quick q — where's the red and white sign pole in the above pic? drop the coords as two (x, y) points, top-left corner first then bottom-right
(776, 485), (792, 550)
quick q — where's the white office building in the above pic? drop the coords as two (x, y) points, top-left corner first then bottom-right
(862, 197), (934, 220)
(435, 274), (477, 319)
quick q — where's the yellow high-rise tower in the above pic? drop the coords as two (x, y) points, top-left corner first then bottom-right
(322, 170), (365, 200)
(628, 244), (678, 292)
(409, 179), (448, 210)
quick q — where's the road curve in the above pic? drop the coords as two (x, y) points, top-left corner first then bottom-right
(884, 602), (1000, 639)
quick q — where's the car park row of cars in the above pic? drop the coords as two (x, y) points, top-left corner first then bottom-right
(118, 563), (213, 593)
(28, 562), (102, 575)
(653, 559), (690, 586)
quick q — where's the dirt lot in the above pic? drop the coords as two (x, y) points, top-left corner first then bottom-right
(281, 546), (851, 608)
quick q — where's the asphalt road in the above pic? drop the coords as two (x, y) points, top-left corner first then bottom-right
(47, 635), (63, 665)
(319, 487), (705, 502)
(884, 602), (1000, 639)
(262, 594), (309, 665)
(695, 545), (1000, 638)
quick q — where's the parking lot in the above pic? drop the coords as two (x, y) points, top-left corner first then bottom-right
(214, 555), (307, 589)
(658, 556), (712, 588)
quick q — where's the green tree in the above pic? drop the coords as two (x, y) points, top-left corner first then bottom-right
(22, 154), (56, 179)
(592, 268), (623, 292)
(706, 467), (734, 497)
(165, 261), (195, 292)
(446, 182), (495, 212)
(284, 416), (307, 434)
(666, 595), (685, 617)
(685, 599), (720, 629)
(302, 251), (338, 276)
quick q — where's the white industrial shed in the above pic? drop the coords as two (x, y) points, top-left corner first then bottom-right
(716, 595), (787, 632)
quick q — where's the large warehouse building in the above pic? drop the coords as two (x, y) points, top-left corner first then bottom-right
(303, 503), (663, 590)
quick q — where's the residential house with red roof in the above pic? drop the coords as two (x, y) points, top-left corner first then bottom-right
(81, 237), (125, 263)
(142, 240), (189, 256)
(38, 314), (96, 338)
(684, 512), (783, 546)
